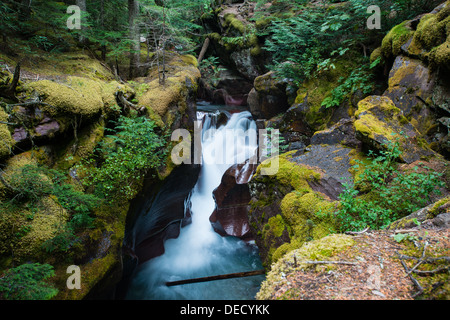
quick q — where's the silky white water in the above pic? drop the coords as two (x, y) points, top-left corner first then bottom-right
(126, 110), (265, 300)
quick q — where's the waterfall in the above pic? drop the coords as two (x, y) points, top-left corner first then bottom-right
(125, 109), (264, 300)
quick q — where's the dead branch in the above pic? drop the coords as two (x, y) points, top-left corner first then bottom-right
(400, 258), (424, 298)
(0, 62), (21, 102)
(166, 270), (265, 287)
(394, 229), (420, 234)
(345, 227), (370, 235)
(408, 242), (428, 275)
(301, 260), (359, 266)
(398, 255), (450, 264)
(115, 91), (145, 114)
(413, 266), (450, 276)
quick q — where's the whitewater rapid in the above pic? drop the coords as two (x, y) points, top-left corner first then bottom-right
(126, 110), (264, 300)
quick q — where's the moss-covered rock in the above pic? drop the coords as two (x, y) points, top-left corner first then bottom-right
(248, 71), (290, 119)
(293, 58), (359, 131)
(394, 1), (450, 71)
(354, 95), (435, 163)
(0, 108), (15, 160)
(381, 21), (414, 58)
(137, 53), (200, 130)
(27, 77), (104, 118)
(249, 150), (342, 267)
(256, 234), (355, 300)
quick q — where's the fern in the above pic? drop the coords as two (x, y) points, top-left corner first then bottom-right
(0, 263), (58, 300)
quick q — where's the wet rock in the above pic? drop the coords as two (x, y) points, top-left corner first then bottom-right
(199, 69), (253, 107)
(126, 164), (201, 264)
(210, 160), (258, 241)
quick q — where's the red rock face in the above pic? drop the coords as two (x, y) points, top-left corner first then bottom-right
(210, 160), (257, 241)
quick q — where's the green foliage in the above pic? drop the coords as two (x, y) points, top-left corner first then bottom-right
(199, 56), (226, 85)
(0, 263), (58, 300)
(321, 58), (381, 109)
(258, 0), (441, 86)
(263, 127), (289, 157)
(8, 164), (53, 203)
(4, 164), (100, 253)
(335, 138), (445, 232)
(392, 232), (419, 243)
(41, 227), (76, 254)
(80, 115), (168, 201)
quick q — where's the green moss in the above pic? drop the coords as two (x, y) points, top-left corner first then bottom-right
(224, 13), (246, 34)
(265, 215), (286, 238)
(55, 119), (105, 171)
(180, 54), (198, 68)
(256, 152), (322, 192)
(250, 45), (262, 57)
(0, 108), (15, 159)
(429, 196), (450, 217)
(294, 58), (357, 131)
(138, 56), (200, 122)
(354, 96), (407, 145)
(370, 47), (383, 64)
(27, 77), (104, 118)
(406, 2), (450, 69)
(429, 40), (450, 70)
(254, 152), (337, 266)
(381, 21), (414, 57)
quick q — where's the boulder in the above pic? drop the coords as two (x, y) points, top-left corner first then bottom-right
(311, 118), (361, 149)
(247, 71), (290, 119)
(376, 2), (450, 157)
(210, 160), (257, 241)
(354, 95), (435, 163)
(126, 164), (201, 265)
(248, 146), (358, 267)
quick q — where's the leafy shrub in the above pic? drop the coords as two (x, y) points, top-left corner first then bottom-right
(0, 263), (58, 300)
(80, 116), (168, 200)
(258, 0), (442, 86)
(335, 139), (445, 232)
(321, 58), (381, 109)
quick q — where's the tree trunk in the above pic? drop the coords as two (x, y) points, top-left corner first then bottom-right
(197, 37), (210, 64)
(128, 0), (141, 79)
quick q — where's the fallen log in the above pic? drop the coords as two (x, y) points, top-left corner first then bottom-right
(165, 270), (265, 287)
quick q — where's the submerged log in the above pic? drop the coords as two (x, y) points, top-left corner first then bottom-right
(165, 270), (265, 287)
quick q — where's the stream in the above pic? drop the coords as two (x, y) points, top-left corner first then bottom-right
(125, 103), (265, 300)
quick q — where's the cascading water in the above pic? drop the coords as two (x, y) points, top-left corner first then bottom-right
(125, 108), (265, 300)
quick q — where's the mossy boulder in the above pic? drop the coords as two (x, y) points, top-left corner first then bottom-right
(387, 196), (450, 230)
(27, 77), (104, 118)
(354, 95), (435, 163)
(249, 148), (352, 268)
(383, 56), (436, 136)
(256, 234), (355, 300)
(292, 58), (358, 132)
(137, 53), (200, 130)
(381, 21), (414, 58)
(383, 1), (450, 72)
(0, 108), (15, 160)
(248, 71), (291, 119)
